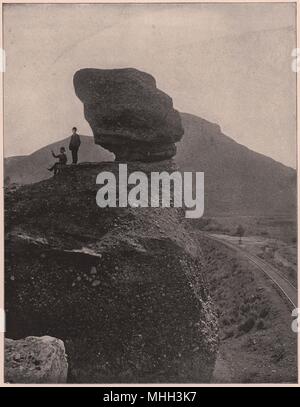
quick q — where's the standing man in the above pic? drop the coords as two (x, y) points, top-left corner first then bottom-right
(69, 127), (81, 164)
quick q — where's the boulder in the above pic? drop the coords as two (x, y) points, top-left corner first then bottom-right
(73, 68), (184, 161)
(5, 336), (68, 383)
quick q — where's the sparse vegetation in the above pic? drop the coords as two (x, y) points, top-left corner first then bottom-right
(238, 317), (255, 334)
(196, 234), (297, 383)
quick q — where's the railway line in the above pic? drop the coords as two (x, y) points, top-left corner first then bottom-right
(206, 233), (297, 309)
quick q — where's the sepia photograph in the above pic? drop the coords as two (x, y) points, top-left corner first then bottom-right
(1, 1), (298, 386)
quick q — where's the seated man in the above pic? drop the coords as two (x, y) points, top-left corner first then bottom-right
(48, 147), (67, 175)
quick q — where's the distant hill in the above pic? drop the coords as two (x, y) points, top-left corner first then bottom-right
(4, 136), (113, 185)
(177, 113), (296, 216)
(4, 112), (296, 216)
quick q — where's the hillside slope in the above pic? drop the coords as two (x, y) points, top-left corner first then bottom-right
(177, 113), (296, 216)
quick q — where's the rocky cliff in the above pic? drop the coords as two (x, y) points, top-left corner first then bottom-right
(5, 161), (218, 383)
(5, 68), (218, 383)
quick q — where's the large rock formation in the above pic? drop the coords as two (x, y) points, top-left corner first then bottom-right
(5, 68), (218, 382)
(5, 336), (68, 383)
(73, 68), (184, 161)
(5, 162), (218, 383)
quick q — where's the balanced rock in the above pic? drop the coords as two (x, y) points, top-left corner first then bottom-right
(73, 68), (184, 161)
(5, 336), (68, 383)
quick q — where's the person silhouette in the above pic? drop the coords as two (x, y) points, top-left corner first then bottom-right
(48, 147), (67, 175)
(69, 127), (81, 164)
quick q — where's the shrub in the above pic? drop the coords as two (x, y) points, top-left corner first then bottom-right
(259, 307), (269, 318)
(238, 317), (255, 333)
(256, 319), (265, 330)
(240, 303), (250, 314)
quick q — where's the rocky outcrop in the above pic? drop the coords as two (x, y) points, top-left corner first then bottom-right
(5, 336), (68, 383)
(5, 67), (218, 383)
(5, 162), (218, 383)
(73, 68), (184, 161)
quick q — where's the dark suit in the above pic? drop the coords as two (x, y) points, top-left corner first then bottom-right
(69, 133), (81, 164)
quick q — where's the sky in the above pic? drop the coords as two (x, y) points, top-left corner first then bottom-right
(3, 3), (297, 168)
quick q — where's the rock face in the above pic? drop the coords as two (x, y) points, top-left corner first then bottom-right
(5, 162), (218, 383)
(73, 68), (184, 161)
(5, 336), (68, 383)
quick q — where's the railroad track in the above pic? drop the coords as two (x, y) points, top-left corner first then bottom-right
(205, 233), (298, 309)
